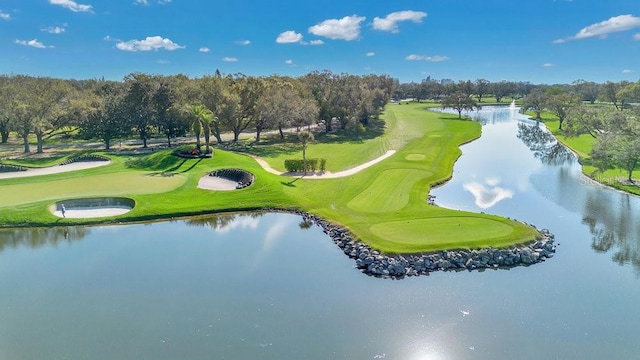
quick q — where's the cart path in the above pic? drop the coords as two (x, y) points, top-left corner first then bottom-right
(249, 150), (396, 179)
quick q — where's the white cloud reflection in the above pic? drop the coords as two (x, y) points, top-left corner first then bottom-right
(463, 179), (514, 209)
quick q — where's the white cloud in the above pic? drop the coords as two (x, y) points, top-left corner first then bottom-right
(623, 69), (633, 73)
(554, 14), (640, 43)
(372, 10), (427, 33)
(308, 15), (366, 41)
(235, 39), (251, 45)
(285, 59), (294, 65)
(156, 59), (169, 64)
(0, 10), (11, 20)
(199, 47), (210, 53)
(309, 39), (324, 45)
(116, 36), (184, 51)
(15, 39), (51, 48)
(276, 30), (303, 43)
(42, 26), (66, 34)
(405, 54), (448, 62)
(366, 52), (375, 57)
(135, 0), (171, 5)
(49, 0), (93, 13)
(543, 63), (555, 67)
(222, 57), (238, 62)
(634, 33), (640, 41)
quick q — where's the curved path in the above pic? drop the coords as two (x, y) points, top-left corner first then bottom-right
(250, 150), (396, 179)
(0, 161), (110, 179)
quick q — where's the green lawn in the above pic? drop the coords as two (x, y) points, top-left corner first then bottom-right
(0, 103), (540, 253)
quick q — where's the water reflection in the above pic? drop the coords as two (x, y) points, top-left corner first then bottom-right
(517, 116), (640, 273)
(462, 180), (513, 209)
(185, 213), (262, 233)
(439, 105), (640, 275)
(517, 122), (575, 165)
(0, 227), (90, 252)
(582, 191), (640, 273)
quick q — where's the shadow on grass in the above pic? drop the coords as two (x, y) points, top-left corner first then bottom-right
(180, 158), (203, 173)
(280, 181), (296, 187)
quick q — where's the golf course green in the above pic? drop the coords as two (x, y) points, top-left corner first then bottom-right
(0, 103), (540, 253)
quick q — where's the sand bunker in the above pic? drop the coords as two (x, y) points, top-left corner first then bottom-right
(51, 197), (134, 219)
(0, 161), (110, 179)
(198, 169), (255, 191)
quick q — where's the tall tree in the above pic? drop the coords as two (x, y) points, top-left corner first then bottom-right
(222, 75), (264, 142)
(475, 79), (490, 102)
(521, 90), (547, 120)
(589, 109), (640, 182)
(79, 84), (130, 150)
(441, 92), (481, 119)
(544, 88), (580, 130)
(123, 73), (156, 148)
(599, 81), (626, 110)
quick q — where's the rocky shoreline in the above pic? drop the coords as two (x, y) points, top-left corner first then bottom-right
(282, 209), (556, 279)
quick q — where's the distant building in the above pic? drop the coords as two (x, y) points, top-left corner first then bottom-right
(440, 78), (454, 85)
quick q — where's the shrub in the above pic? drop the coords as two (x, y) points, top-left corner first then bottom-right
(0, 164), (27, 173)
(60, 154), (110, 165)
(284, 158), (327, 173)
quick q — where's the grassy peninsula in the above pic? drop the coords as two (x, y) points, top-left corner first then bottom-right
(0, 103), (539, 253)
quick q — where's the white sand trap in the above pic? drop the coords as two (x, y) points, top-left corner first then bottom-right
(198, 176), (239, 191)
(53, 206), (132, 219)
(51, 197), (134, 219)
(0, 161), (110, 179)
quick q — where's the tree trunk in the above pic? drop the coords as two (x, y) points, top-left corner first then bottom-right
(233, 130), (240, 142)
(36, 132), (44, 153)
(105, 138), (111, 150)
(0, 131), (8, 144)
(256, 127), (262, 142)
(302, 142), (307, 175)
(278, 124), (284, 139)
(458, 110), (462, 119)
(166, 135), (172, 148)
(22, 133), (30, 153)
(142, 137), (148, 148)
(204, 133), (211, 154)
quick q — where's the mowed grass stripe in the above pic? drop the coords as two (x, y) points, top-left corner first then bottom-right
(347, 169), (432, 213)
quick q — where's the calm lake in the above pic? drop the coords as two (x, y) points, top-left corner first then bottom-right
(1, 106), (639, 359)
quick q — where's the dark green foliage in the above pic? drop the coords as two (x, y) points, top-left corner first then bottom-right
(284, 158), (326, 172)
(0, 164), (27, 173)
(60, 154), (110, 165)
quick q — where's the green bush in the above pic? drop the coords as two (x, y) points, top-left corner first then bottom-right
(0, 164), (27, 173)
(284, 158), (327, 172)
(60, 154), (110, 165)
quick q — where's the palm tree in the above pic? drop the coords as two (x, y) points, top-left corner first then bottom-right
(298, 130), (314, 174)
(189, 105), (212, 153)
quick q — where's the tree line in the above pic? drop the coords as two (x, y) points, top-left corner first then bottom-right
(0, 71), (396, 153)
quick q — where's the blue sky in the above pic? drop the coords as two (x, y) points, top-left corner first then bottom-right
(1, 0), (639, 84)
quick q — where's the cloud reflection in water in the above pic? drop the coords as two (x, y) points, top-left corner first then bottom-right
(463, 179), (514, 209)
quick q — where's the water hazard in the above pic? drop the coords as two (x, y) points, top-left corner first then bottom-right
(1, 106), (640, 359)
